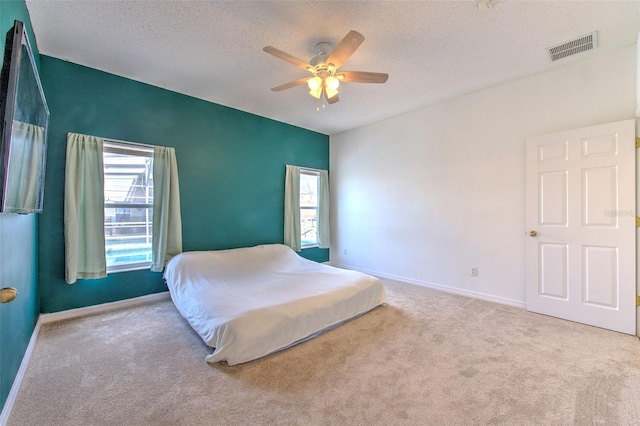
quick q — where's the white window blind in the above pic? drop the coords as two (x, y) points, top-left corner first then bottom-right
(103, 141), (154, 272)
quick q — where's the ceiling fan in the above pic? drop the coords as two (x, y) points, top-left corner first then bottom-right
(263, 30), (388, 106)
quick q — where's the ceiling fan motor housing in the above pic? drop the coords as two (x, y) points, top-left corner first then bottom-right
(310, 42), (337, 72)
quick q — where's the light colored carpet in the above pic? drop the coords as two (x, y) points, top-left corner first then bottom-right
(8, 279), (640, 425)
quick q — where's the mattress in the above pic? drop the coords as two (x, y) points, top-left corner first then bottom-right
(163, 244), (386, 365)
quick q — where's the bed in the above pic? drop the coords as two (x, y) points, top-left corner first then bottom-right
(163, 243), (387, 365)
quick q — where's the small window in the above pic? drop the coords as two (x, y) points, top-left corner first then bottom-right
(300, 169), (319, 248)
(103, 141), (154, 272)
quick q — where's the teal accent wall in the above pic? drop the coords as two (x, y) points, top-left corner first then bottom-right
(39, 57), (329, 313)
(0, 0), (40, 414)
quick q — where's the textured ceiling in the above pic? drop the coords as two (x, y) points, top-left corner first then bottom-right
(25, 0), (640, 135)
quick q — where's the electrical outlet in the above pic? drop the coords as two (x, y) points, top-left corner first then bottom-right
(470, 267), (478, 276)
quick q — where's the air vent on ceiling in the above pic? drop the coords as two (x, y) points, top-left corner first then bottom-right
(547, 32), (598, 62)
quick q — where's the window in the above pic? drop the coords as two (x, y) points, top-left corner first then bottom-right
(300, 169), (319, 248)
(103, 141), (154, 272)
(284, 164), (328, 252)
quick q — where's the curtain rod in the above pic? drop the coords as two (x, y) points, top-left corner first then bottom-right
(103, 137), (154, 149)
(295, 165), (327, 173)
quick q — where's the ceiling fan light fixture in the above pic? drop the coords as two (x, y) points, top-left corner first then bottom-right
(325, 76), (339, 91)
(309, 86), (322, 99)
(325, 85), (339, 99)
(307, 76), (322, 91)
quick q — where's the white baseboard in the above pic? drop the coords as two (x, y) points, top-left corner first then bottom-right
(330, 262), (526, 309)
(39, 291), (171, 324)
(0, 317), (41, 426)
(0, 291), (171, 425)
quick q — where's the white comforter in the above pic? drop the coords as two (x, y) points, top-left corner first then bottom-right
(163, 244), (386, 365)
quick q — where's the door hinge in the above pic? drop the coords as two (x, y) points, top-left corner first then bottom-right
(636, 217), (640, 227)
(636, 137), (640, 148)
(637, 296), (640, 307)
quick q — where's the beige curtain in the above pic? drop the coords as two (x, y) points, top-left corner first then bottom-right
(64, 132), (106, 284)
(284, 165), (301, 251)
(318, 170), (330, 248)
(151, 146), (183, 271)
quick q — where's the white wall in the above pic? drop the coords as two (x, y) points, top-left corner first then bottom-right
(330, 45), (636, 306)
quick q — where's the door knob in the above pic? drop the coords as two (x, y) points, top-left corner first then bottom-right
(529, 230), (538, 237)
(0, 287), (18, 303)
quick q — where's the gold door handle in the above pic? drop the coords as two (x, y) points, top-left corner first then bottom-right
(0, 287), (18, 303)
(529, 230), (538, 237)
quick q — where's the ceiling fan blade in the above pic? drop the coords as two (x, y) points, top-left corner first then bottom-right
(263, 46), (313, 71)
(337, 71), (389, 84)
(326, 30), (365, 69)
(271, 77), (310, 92)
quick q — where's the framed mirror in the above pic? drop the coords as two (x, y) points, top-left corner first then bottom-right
(0, 20), (49, 214)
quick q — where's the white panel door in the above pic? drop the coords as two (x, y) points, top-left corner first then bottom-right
(525, 119), (636, 334)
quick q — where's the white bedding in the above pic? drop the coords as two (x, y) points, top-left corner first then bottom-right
(163, 244), (386, 365)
